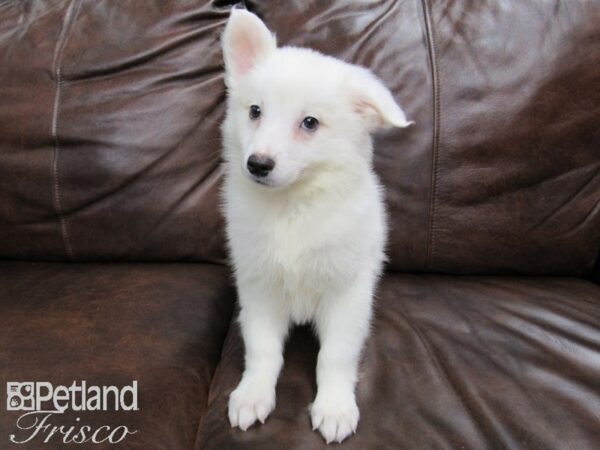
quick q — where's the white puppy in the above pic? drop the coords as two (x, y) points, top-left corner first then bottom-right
(221, 9), (412, 444)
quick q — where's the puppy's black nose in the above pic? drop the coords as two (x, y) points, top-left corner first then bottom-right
(247, 154), (275, 177)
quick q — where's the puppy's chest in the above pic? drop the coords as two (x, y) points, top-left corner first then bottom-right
(257, 218), (327, 276)
(234, 209), (350, 289)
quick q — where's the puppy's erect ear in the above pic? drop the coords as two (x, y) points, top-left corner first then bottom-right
(349, 68), (414, 130)
(222, 9), (276, 86)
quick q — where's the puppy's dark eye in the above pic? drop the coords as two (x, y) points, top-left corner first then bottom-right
(249, 105), (261, 120)
(301, 116), (319, 131)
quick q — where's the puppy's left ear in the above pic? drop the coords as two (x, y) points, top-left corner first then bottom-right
(222, 9), (276, 87)
(350, 68), (414, 130)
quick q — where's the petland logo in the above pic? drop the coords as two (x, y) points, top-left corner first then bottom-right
(6, 381), (138, 445)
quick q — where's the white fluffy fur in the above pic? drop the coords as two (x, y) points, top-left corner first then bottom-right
(221, 9), (411, 444)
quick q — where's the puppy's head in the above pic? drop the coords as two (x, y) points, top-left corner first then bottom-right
(222, 9), (412, 189)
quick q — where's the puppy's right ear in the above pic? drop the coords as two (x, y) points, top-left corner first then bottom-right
(222, 9), (276, 87)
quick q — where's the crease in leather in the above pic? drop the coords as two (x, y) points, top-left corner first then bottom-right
(153, 62), (224, 87)
(145, 162), (223, 248)
(394, 296), (496, 446)
(454, 162), (597, 209)
(561, 199), (600, 241)
(531, 164), (600, 233)
(493, 308), (600, 370)
(193, 299), (238, 448)
(347, 0), (397, 61)
(51, 0), (80, 261)
(421, 0), (441, 272)
(62, 18), (225, 83)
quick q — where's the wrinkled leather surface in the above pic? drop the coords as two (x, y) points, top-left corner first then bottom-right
(197, 275), (600, 449)
(0, 0), (228, 262)
(1, 1), (599, 273)
(424, 0), (600, 275)
(246, 0), (600, 275)
(0, 262), (234, 449)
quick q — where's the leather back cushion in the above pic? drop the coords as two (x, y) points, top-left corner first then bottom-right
(1, 1), (599, 275)
(0, 0), (227, 262)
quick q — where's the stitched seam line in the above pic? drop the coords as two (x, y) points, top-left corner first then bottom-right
(421, 0), (441, 271)
(51, 0), (80, 260)
(52, 68), (74, 259)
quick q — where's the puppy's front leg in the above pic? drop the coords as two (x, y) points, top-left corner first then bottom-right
(311, 271), (375, 444)
(229, 281), (288, 431)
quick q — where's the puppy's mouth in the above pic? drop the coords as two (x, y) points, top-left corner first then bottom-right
(250, 176), (275, 187)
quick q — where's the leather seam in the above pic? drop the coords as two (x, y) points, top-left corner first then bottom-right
(51, 0), (80, 260)
(421, 0), (441, 271)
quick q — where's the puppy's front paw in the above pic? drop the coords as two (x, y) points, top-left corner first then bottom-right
(310, 390), (359, 444)
(228, 377), (276, 431)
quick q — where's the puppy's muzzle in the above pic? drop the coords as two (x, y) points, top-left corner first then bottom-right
(247, 154), (275, 178)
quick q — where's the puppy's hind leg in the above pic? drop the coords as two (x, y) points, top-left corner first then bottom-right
(228, 280), (289, 431)
(310, 270), (376, 444)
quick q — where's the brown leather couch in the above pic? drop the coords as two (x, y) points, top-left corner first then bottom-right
(1, 1), (599, 449)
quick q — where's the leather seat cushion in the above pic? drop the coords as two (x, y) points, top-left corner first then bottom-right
(197, 274), (600, 449)
(0, 262), (234, 450)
